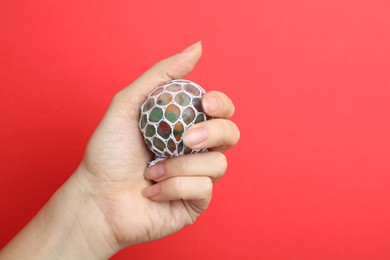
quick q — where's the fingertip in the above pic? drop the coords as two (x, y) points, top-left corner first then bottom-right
(144, 162), (166, 180)
(174, 41), (202, 74)
(115, 42), (203, 109)
(181, 41), (202, 54)
(143, 183), (161, 198)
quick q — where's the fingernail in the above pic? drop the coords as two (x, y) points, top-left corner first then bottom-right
(183, 127), (208, 147)
(182, 41), (201, 53)
(145, 162), (166, 180)
(143, 183), (161, 198)
(202, 96), (220, 113)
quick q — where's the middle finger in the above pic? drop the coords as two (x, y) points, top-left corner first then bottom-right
(183, 119), (240, 150)
(144, 151), (227, 182)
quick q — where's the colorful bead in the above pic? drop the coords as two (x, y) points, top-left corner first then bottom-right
(177, 141), (184, 153)
(173, 122), (184, 141)
(143, 98), (155, 112)
(149, 107), (163, 122)
(182, 107), (196, 125)
(167, 138), (176, 153)
(194, 114), (205, 124)
(140, 114), (147, 129)
(165, 104), (180, 123)
(184, 84), (200, 96)
(184, 146), (192, 154)
(150, 87), (164, 96)
(153, 137), (166, 151)
(192, 98), (202, 112)
(157, 121), (171, 139)
(157, 93), (173, 106)
(174, 92), (191, 107)
(145, 124), (156, 137)
(166, 84), (182, 92)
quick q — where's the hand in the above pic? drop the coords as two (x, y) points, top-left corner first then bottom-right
(79, 41), (240, 249)
(0, 42), (240, 259)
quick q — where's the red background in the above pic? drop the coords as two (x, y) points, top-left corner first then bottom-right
(1, 0), (390, 259)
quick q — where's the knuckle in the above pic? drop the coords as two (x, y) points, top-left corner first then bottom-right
(110, 91), (132, 117)
(153, 60), (172, 82)
(171, 56), (192, 75)
(155, 56), (193, 82)
(112, 91), (124, 104)
(153, 59), (165, 69)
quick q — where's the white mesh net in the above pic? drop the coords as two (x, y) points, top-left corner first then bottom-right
(139, 80), (209, 166)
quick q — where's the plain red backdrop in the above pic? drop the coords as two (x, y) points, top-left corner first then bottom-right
(1, 0), (390, 259)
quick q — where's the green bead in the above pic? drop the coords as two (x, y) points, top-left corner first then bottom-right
(140, 114), (147, 129)
(145, 124), (155, 137)
(194, 114), (205, 124)
(149, 107), (163, 122)
(153, 137), (166, 152)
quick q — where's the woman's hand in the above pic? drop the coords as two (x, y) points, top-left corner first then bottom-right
(0, 42), (240, 259)
(79, 41), (240, 249)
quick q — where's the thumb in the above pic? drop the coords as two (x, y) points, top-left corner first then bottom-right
(114, 41), (202, 114)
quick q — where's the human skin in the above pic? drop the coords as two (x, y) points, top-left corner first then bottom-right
(0, 42), (240, 259)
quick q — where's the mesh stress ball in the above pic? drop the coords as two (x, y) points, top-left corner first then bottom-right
(139, 80), (210, 165)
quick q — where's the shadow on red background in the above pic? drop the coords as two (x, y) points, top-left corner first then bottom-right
(1, 0), (390, 259)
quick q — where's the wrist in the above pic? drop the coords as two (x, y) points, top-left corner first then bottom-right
(1, 165), (119, 260)
(56, 165), (120, 259)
